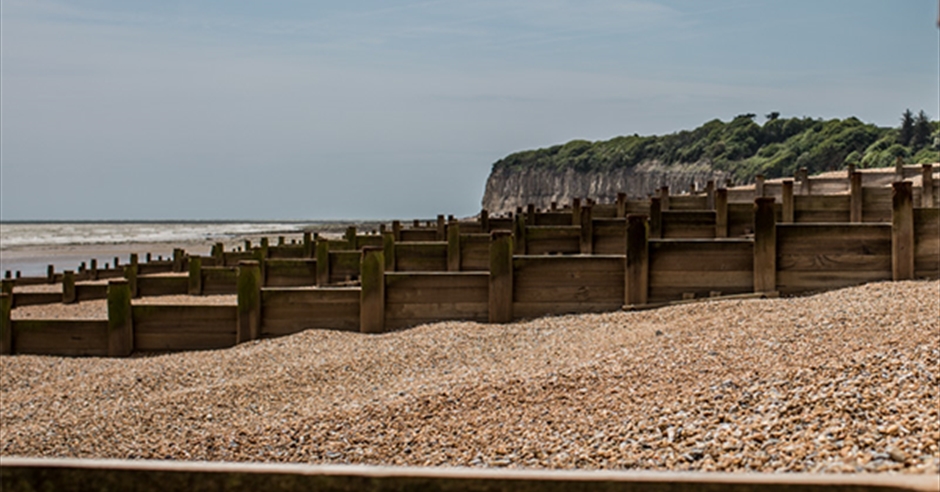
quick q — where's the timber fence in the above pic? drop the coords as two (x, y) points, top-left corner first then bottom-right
(1, 165), (938, 356)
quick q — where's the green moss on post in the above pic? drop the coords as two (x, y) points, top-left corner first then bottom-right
(303, 232), (313, 258)
(237, 260), (262, 343)
(107, 279), (133, 357)
(625, 214), (649, 306)
(892, 181), (914, 280)
(63, 271), (77, 304)
(0, 292), (11, 355)
(489, 230), (513, 323)
(382, 231), (396, 272)
(447, 220), (461, 271)
(316, 240), (330, 286)
(754, 197), (777, 293)
(359, 247), (385, 334)
(188, 256), (203, 295)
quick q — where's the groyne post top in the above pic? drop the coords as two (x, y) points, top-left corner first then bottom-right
(0, 279), (13, 296)
(436, 215), (446, 241)
(359, 247), (385, 335)
(479, 210), (489, 231)
(649, 197), (662, 239)
(579, 204), (593, 255)
(316, 239), (330, 287)
(616, 192), (627, 218)
(303, 232), (313, 258)
(62, 270), (76, 304)
(923, 163), (935, 207)
(850, 172), (863, 223)
(526, 204), (536, 226)
(715, 188), (728, 238)
(625, 214), (649, 306)
(392, 220), (402, 241)
(705, 181), (715, 210)
(382, 231), (396, 272)
(107, 279), (133, 357)
(488, 230), (513, 324)
(0, 292), (12, 355)
(754, 197), (777, 293)
(892, 181), (914, 280)
(188, 256), (203, 296)
(236, 260), (262, 344)
(781, 180), (794, 224)
(571, 198), (582, 226)
(447, 220), (461, 272)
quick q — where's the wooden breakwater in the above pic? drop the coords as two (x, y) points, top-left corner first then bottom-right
(1, 165), (938, 357)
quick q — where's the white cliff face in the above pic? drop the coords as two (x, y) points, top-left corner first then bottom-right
(481, 161), (731, 213)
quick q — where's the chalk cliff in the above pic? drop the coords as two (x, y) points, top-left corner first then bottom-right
(481, 160), (730, 213)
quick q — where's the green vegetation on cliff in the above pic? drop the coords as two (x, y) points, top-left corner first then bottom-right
(493, 112), (940, 182)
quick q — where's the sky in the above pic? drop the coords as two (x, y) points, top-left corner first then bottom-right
(1, 0), (938, 221)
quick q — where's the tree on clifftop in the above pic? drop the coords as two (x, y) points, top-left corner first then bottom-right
(898, 109), (914, 146)
(911, 110), (932, 150)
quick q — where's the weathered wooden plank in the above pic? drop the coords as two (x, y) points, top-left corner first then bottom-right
(75, 284), (108, 302)
(265, 259), (317, 287)
(594, 220), (627, 255)
(649, 240), (753, 271)
(592, 204), (618, 218)
(13, 320), (108, 356)
(202, 267), (238, 295)
(727, 203), (754, 237)
(262, 287), (360, 306)
(525, 226), (581, 255)
(777, 254), (892, 271)
(512, 301), (623, 319)
(669, 195), (708, 210)
(776, 270), (892, 294)
(138, 262), (173, 276)
(649, 270), (755, 288)
(395, 242), (448, 272)
(132, 305), (236, 351)
(862, 187), (893, 223)
(385, 302), (488, 320)
(513, 256), (625, 274)
(399, 229), (438, 242)
(12, 292), (61, 307)
(662, 211), (717, 238)
(459, 235), (490, 271)
(138, 275), (188, 297)
(776, 224), (891, 255)
(914, 208), (939, 278)
(534, 212), (572, 226)
(329, 251), (361, 282)
(268, 246), (305, 259)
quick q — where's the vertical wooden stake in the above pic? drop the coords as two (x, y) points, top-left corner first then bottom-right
(237, 260), (262, 343)
(715, 189), (729, 238)
(0, 292), (11, 355)
(895, 156), (904, 180)
(489, 230), (513, 323)
(782, 180), (795, 223)
(359, 247), (385, 334)
(846, 163), (855, 179)
(892, 181), (914, 280)
(571, 198), (582, 226)
(303, 232), (313, 258)
(447, 220), (461, 271)
(413, 219), (420, 228)
(850, 172), (863, 223)
(625, 214), (649, 306)
(127, 254), (139, 298)
(513, 213), (527, 255)
(90, 259), (98, 280)
(1, 279), (13, 297)
(706, 181), (715, 210)
(550, 202), (557, 211)
(47, 265), (55, 284)
(436, 215), (446, 241)
(107, 279), (133, 357)
(923, 164), (934, 208)
(659, 186), (670, 211)
(392, 220), (402, 241)
(316, 239), (330, 286)
(244, 239), (252, 251)
(526, 204), (536, 226)
(63, 270), (77, 304)
(755, 175), (765, 198)
(580, 204), (594, 255)
(649, 197), (662, 239)
(172, 248), (183, 273)
(479, 210), (489, 232)
(382, 231), (396, 272)
(616, 192), (627, 218)
(344, 227), (356, 250)
(798, 167), (811, 195)
(188, 256), (203, 295)
(753, 197), (776, 293)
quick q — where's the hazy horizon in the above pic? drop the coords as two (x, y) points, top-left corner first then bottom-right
(2, 1), (938, 221)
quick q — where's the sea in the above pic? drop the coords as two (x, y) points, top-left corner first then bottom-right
(0, 221), (379, 278)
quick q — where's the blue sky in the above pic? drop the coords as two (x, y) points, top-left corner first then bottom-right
(1, 0), (938, 220)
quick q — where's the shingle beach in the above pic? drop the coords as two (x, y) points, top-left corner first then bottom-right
(2, 280), (938, 474)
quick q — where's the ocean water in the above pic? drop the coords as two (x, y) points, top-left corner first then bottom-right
(0, 221), (323, 277)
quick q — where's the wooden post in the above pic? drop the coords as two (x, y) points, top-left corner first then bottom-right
(892, 182), (914, 280)
(244, 239), (252, 251)
(625, 214), (649, 306)
(488, 230), (513, 323)
(550, 201), (557, 211)
(799, 167), (811, 195)
(359, 247), (385, 334)
(715, 188), (729, 238)
(571, 198), (582, 226)
(382, 231), (396, 272)
(479, 210), (489, 232)
(705, 181), (715, 210)
(616, 192), (627, 218)
(513, 212), (527, 255)
(850, 172), (863, 223)
(0, 292), (11, 355)
(145, 252), (152, 263)
(303, 232), (313, 258)
(107, 279), (133, 357)
(114, 256), (120, 268)
(436, 215), (446, 241)
(649, 197), (662, 239)
(412, 219), (420, 228)
(847, 163), (856, 179)
(781, 180), (794, 223)
(344, 227), (356, 250)
(447, 220), (461, 271)
(63, 270), (76, 304)
(127, 254), (139, 298)
(659, 186), (670, 211)
(580, 204), (593, 255)
(895, 156), (904, 180)
(89, 259), (98, 280)
(188, 256), (203, 295)
(316, 239), (330, 286)
(526, 204), (536, 226)
(392, 220), (402, 241)
(755, 175), (765, 198)
(47, 265), (55, 284)
(923, 164), (934, 208)
(237, 260), (262, 343)
(1, 279), (13, 297)
(753, 197), (776, 293)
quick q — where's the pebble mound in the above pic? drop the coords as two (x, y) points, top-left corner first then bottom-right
(2, 281), (938, 474)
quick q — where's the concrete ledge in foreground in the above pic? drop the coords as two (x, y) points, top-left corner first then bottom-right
(2, 457), (938, 492)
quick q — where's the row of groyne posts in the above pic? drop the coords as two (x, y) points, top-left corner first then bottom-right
(1, 164), (938, 356)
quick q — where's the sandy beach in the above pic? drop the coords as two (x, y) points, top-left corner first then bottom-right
(2, 280), (937, 474)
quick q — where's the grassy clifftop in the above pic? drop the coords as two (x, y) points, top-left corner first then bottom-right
(492, 113), (940, 182)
